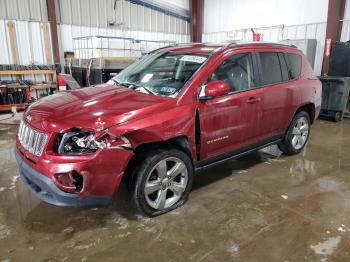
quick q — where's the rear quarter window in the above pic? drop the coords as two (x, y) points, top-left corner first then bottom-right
(259, 52), (283, 85)
(287, 53), (302, 79)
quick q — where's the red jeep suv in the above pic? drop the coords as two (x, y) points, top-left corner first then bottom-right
(15, 42), (321, 216)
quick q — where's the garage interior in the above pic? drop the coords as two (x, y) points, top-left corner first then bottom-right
(1, 0), (350, 261)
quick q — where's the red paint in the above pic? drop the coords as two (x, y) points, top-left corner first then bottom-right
(326, 38), (332, 57)
(204, 80), (229, 97)
(57, 75), (66, 86)
(252, 33), (261, 42)
(16, 43), (322, 204)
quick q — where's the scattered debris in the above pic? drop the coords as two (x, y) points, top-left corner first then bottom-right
(118, 232), (131, 238)
(227, 241), (239, 254)
(310, 236), (341, 255)
(74, 243), (94, 250)
(113, 217), (128, 230)
(61, 227), (74, 236)
(0, 225), (11, 240)
(9, 175), (20, 190)
(281, 194), (288, 200)
(232, 170), (248, 175)
(270, 158), (286, 163)
(337, 224), (349, 232)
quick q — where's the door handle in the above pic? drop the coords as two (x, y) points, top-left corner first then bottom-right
(246, 97), (261, 104)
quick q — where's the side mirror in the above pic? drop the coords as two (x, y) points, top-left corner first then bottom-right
(199, 80), (229, 101)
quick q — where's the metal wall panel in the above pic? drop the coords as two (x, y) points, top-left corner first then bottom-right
(0, 19), (51, 81)
(0, 19), (50, 65)
(156, 12), (164, 32)
(0, 0), (189, 34)
(144, 7), (151, 31)
(202, 22), (327, 76)
(341, 20), (350, 41)
(203, 0), (328, 34)
(55, 0), (188, 34)
(71, 0), (81, 25)
(130, 3), (138, 30)
(0, 0), (47, 21)
(0, 20), (11, 65)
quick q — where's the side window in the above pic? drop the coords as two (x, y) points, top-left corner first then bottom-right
(278, 53), (289, 81)
(259, 52), (283, 85)
(287, 53), (302, 79)
(209, 53), (256, 92)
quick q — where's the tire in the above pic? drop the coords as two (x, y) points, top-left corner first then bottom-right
(129, 145), (194, 217)
(333, 111), (342, 122)
(278, 111), (311, 155)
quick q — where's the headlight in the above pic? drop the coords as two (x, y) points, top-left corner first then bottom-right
(57, 129), (131, 154)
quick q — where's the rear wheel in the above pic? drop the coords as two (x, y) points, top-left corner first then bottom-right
(333, 111), (342, 122)
(130, 146), (193, 217)
(278, 111), (311, 155)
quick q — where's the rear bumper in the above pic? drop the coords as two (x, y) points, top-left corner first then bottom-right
(15, 149), (112, 208)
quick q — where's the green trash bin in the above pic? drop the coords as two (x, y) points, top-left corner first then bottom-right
(319, 76), (350, 122)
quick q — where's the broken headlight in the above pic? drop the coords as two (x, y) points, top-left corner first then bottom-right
(57, 130), (132, 155)
(58, 130), (107, 154)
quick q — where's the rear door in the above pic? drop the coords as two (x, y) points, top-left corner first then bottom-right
(256, 50), (293, 139)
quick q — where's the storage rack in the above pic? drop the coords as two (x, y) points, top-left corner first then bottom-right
(0, 69), (57, 111)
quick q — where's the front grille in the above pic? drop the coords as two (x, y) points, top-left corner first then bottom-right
(18, 120), (47, 157)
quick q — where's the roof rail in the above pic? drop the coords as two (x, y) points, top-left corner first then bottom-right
(147, 42), (205, 54)
(225, 41), (241, 47)
(225, 41), (298, 48)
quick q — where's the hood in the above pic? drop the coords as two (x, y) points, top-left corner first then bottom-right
(25, 84), (175, 132)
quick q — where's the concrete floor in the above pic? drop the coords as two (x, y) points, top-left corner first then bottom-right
(0, 118), (350, 261)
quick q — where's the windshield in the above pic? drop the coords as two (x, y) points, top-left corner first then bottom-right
(107, 52), (208, 97)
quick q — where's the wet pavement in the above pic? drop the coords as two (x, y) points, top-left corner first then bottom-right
(1, 118), (350, 261)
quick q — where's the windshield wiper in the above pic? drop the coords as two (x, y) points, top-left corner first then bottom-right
(111, 79), (157, 95)
(110, 79), (134, 88)
(137, 86), (157, 95)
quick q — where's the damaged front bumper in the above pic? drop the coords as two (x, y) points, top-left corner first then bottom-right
(15, 143), (134, 208)
(15, 150), (112, 207)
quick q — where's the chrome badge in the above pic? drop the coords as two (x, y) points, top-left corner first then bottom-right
(26, 114), (32, 122)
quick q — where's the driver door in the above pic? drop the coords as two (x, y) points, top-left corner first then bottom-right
(198, 51), (263, 159)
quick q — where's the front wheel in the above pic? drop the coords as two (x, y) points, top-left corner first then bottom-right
(130, 146), (193, 217)
(278, 111), (311, 155)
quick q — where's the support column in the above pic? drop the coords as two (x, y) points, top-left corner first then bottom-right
(189, 0), (204, 42)
(322, 0), (346, 75)
(47, 0), (60, 64)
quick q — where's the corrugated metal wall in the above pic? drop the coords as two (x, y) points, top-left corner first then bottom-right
(0, 0), (48, 21)
(56, 0), (189, 34)
(0, 0), (190, 66)
(0, 19), (52, 81)
(341, 0), (350, 41)
(202, 22), (327, 76)
(0, 0), (189, 35)
(0, 19), (52, 64)
(203, 0), (328, 33)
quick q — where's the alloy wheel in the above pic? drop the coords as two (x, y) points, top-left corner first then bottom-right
(144, 157), (188, 210)
(291, 116), (309, 150)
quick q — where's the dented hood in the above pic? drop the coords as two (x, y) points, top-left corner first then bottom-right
(25, 84), (174, 132)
